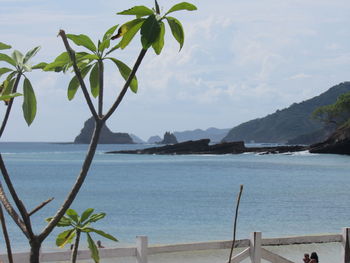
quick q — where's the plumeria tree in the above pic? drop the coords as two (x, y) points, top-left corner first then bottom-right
(0, 1), (196, 262)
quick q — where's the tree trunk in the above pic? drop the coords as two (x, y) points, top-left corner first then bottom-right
(71, 230), (81, 263)
(29, 237), (41, 263)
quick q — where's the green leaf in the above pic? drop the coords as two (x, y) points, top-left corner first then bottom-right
(152, 21), (165, 55)
(43, 52), (70, 71)
(89, 63), (99, 98)
(115, 19), (145, 50)
(0, 53), (16, 67)
(103, 24), (119, 41)
(32, 62), (48, 70)
(98, 39), (110, 53)
(0, 68), (13, 78)
(80, 208), (94, 223)
(165, 2), (197, 15)
(141, 15), (161, 49)
(46, 216), (72, 227)
(22, 78), (37, 126)
(84, 228), (118, 242)
(67, 65), (92, 100)
(87, 213), (106, 223)
(56, 229), (76, 248)
(87, 233), (99, 263)
(23, 63), (32, 72)
(0, 93), (22, 101)
(117, 6), (154, 16)
(12, 50), (24, 66)
(166, 17), (185, 50)
(0, 42), (11, 50)
(81, 54), (99, 60)
(23, 46), (40, 64)
(66, 209), (79, 223)
(66, 34), (97, 53)
(1, 78), (15, 96)
(107, 57), (138, 93)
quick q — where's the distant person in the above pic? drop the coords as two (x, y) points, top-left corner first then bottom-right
(97, 240), (105, 248)
(310, 252), (319, 263)
(303, 253), (310, 263)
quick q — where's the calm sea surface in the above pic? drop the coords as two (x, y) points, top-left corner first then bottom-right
(0, 142), (349, 252)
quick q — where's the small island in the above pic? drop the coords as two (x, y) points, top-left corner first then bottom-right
(106, 139), (307, 155)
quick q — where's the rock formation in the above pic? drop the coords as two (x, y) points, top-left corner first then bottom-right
(74, 117), (133, 144)
(107, 139), (306, 155)
(159, 132), (178, 144)
(309, 123), (350, 155)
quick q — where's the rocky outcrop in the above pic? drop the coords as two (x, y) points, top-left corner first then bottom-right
(309, 123), (350, 155)
(159, 132), (178, 144)
(74, 117), (133, 144)
(106, 139), (306, 155)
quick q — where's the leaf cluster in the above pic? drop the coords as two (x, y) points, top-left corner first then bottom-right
(114, 1), (197, 54)
(43, 26), (138, 100)
(46, 208), (117, 262)
(0, 42), (42, 125)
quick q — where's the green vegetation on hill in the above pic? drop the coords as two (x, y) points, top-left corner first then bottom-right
(222, 82), (350, 144)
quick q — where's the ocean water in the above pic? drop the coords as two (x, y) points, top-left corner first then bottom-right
(0, 142), (349, 253)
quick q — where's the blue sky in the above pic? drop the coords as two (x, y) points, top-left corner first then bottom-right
(1, 0), (350, 142)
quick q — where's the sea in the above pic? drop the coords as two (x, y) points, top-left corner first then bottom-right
(0, 142), (349, 253)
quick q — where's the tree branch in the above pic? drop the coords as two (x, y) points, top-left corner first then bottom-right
(58, 30), (99, 120)
(38, 120), (103, 242)
(28, 197), (54, 217)
(0, 74), (22, 138)
(0, 155), (34, 238)
(98, 59), (104, 117)
(228, 185), (243, 263)
(103, 48), (147, 121)
(0, 182), (28, 238)
(0, 204), (14, 263)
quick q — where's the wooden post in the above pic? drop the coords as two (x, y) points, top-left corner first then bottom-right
(250, 232), (262, 263)
(342, 228), (350, 263)
(136, 236), (148, 263)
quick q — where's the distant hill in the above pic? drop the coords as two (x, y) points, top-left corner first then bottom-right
(174, 127), (230, 143)
(130, 134), (145, 144)
(74, 118), (133, 144)
(147, 135), (162, 144)
(222, 82), (350, 144)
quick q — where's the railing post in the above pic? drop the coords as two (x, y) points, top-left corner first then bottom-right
(250, 232), (262, 263)
(136, 236), (148, 263)
(342, 228), (350, 263)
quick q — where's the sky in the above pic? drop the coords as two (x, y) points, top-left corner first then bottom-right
(0, 0), (350, 142)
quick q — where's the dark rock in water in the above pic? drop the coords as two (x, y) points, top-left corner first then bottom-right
(74, 117), (133, 144)
(158, 132), (178, 144)
(309, 124), (350, 155)
(106, 139), (306, 155)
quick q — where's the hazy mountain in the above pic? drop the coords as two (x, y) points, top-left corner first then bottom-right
(222, 82), (350, 144)
(147, 135), (162, 144)
(174, 127), (230, 143)
(130, 134), (145, 144)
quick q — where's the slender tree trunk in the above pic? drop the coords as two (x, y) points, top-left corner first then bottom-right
(71, 230), (81, 263)
(0, 204), (13, 263)
(29, 237), (41, 263)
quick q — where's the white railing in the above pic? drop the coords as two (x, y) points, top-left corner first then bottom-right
(0, 228), (349, 263)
